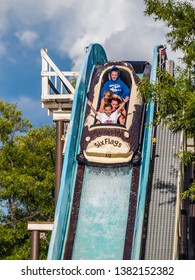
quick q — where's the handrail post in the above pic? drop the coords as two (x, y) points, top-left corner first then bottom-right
(41, 48), (49, 102)
(30, 230), (40, 260)
(55, 120), (65, 206)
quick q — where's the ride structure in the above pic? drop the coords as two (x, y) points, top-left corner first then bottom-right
(40, 43), (184, 260)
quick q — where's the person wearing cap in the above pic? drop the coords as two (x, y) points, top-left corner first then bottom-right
(100, 66), (130, 101)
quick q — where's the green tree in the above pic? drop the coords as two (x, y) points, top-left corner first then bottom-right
(143, 0), (195, 200)
(144, 0), (195, 68)
(0, 99), (55, 259)
(0, 99), (32, 144)
(69, 76), (77, 88)
(140, 69), (195, 136)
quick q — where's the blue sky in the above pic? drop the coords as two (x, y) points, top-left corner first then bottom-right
(0, 0), (182, 128)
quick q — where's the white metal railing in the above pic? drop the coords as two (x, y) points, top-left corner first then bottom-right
(41, 48), (79, 103)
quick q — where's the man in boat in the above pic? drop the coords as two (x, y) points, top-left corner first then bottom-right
(100, 66), (130, 101)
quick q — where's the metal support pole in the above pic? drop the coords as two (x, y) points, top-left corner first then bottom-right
(55, 120), (64, 206)
(189, 204), (195, 260)
(30, 230), (40, 260)
(179, 209), (187, 259)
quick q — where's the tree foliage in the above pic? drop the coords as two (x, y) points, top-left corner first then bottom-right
(143, 0), (195, 200)
(69, 76), (77, 88)
(144, 0), (195, 69)
(182, 181), (195, 201)
(139, 68), (195, 137)
(0, 99), (55, 259)
(0, 99), (32, 144)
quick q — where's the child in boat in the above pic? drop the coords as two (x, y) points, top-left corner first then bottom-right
(98, 89), (122, 113)
(100, 66), (130, 101)
(87, 96), (129, 124)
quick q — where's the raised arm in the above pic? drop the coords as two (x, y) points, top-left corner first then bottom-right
(98, 96), (109, 112)
(87, 99), (98, 115)
(116, 96), (129, 113)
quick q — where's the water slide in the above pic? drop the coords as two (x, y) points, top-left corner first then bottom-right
(47, 43), (163, 260)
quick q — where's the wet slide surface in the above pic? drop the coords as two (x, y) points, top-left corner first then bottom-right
(70, 166), (133, 260)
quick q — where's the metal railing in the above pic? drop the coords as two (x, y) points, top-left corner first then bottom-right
(41, 48), (79, 103)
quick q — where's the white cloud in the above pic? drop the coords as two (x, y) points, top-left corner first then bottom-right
(0, 0), (185, 128)
(0, 0), (179, 68)
(15, 30), (38, 47)
(51, 0), (173, 69)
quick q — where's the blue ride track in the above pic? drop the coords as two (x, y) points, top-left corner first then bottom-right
(47, 43), (162, 260)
